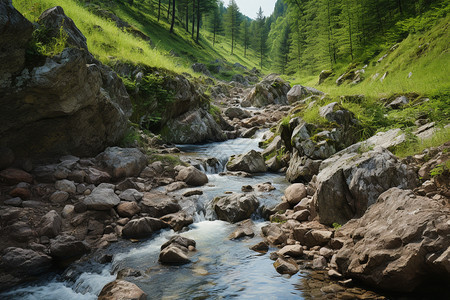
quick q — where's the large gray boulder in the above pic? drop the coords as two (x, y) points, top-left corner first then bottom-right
(140, 192), (181, 217)
(213, 193), (259, 223)
(96, 147), (147, 179)
(0, 6), (131, 159)
(0, 0), (34, 76)
(242, 74), (290, 107)
(49, 235), (90, 259)
(335, 188), (450, 292)
(38, 6), (88, 52)
(98, 280), (147, 300)
(83, 186), (121, 210)
(175, 166), (208, 186)
(227, 150), (267, 173)
(312, 147), (418, 225)
(161, 109), (226, 144)
(1, 247), (52, 276)
(287, 85), (323, 104)
(122, 217), (168, 239)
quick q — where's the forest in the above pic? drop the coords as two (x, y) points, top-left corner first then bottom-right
(132, 0), (449, 74)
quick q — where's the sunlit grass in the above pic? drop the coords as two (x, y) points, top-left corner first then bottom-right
(394, 126), (450, 157)
(13, 0), (192, 74)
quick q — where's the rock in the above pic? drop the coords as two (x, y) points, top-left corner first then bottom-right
(286, 151), (322, 183)
(328, 269), (343, 279)
(291, 209), (310, 222)
(161, 109), (226, 144)
(159, 235), (196, 265)
(387, 95), (409, 109)
(228, 219), (255, 240)
(182, 190), (203, 197)
(227, 150), (267, 173)
(116, 178), (139, 192)
(9, 186), (31, 199)
(0, 0), (33, 75)
(119, 189), (144, 201)
(277, 245), (303, 258)
(175, 166), (208, 186)
(140, 192), (181, 217)
(7, 221), (34, 242)
(1, 247), (52, 276)
(165, 181), (188, 192)
(242, 127), (259, 138)
(86, 167), (111, 185)
(61, 205), (75, 218)
(83, 186), (121, 210)
(318, 70), (333, 84)
(117, 201), (141, 218)
(262, 223), (288, 246)
(287, 85), (323, 104)
(159, 246), (191, 265)
(224, 107), (251, 120)
(192, 63), (211, 77)
(160, 212), (193, 232)
(4, 197), (22, 207)
(1, 8), (131, 161)
(39, 210), (62, 238)
(250, 241), (269, 253)
(98, 280), (147, 300)
(122, 217), (168, 239)
(319, 247), (334, 259)
(242, 74), (290, 107)
(312, 256), (327, 270)
(38, 6), (88, 52)
(55, 179), (76, 194)
(273, 257), (299, 275)
(313, 147), (417, 225)
(0, 168), (33, 184)
(49, 235), (90, 259)
(213, 193), (259, 223)
(97, 147), (147, 179)
(284, 183), (307, 206)
(335, 188), (450, 293)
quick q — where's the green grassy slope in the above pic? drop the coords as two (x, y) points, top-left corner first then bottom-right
(288, 15), (450, 98)
(13, 0), (266, 77)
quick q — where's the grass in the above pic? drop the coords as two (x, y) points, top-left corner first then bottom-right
(393, 126), (450, 157)
(13, 0), (192, 74)
(284, 15), (450, 99)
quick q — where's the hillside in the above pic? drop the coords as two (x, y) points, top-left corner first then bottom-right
(1, 0), (449, 299)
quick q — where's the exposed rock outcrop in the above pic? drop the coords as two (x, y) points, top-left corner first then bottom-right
(335, 188), (450, 292)
(0, 5), (132, 159)
(287, 85), (324, 104)
(161, 109), (226, 144)
(312, 147), (418, 225)
(241, 74), (290, 107)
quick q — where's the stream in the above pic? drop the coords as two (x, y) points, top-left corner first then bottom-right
(0, 133), (346, 299)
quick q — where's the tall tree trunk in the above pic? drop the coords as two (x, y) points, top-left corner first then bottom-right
(170, 0), (176, 33)
(196, 0), (200, 43)
(158, 0), (161, 22)
(346, 1), (354, 61)
(186, 1), (189, 32)
(168, 0), (171, 19)
(213, 23), (216, 47)
(192, 0), (195, 39)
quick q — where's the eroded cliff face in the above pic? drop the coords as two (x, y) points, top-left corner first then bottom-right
(0, 2), (132, 161)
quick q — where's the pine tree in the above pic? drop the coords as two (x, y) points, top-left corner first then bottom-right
(208, 3), (223, 47)
(170, 0), (176, 33)
(256, 7), (267, 68)
(240, 18), (250, 56)
(224, 0), (240, 54)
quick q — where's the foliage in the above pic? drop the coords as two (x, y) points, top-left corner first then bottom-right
(28, 24), (68, 57)
(332, 222), (342, 230)
(124, 73), (174, 132)
(394, 126), (450, 158)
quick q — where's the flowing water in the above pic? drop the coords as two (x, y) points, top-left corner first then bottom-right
(0, 133), (324, 300)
